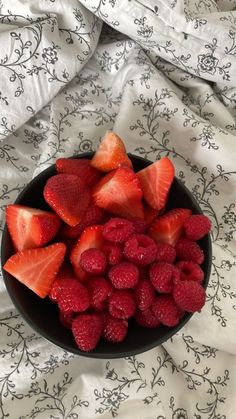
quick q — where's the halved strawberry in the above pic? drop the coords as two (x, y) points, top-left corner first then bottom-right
(90, 131), (132, 172)
(56, 158), (102, 187)
(43, 174), (90, 227)
(92, 167), (144, 220)
(148, 208), (192, 246)
(3, 243), (66, 298)
(137, 157), (175, 210)
(70, 225), (104, 281)
(6, 204), (61, 252)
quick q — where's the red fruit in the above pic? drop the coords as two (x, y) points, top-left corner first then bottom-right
(155, 243), (176, 263)
(6, 204), (61, 252)
(3, 243), (66, 298)
(103, 315), (128, 343)
(57, 278), (90, 314)
(143, 203), (159, 226)
(108, 290), (136, 319)
(102, 242), (122, 266)
(90, 131), (132, 172)
(152, 295), (183, 327)
(87, 277), (113, 311)
(131, 218), (147, 234)
(80, 248), (107, 275)
(92, 166), (144, 220)
(176, 261), (204, 283)
(72, 313), (103, 351)
(59, 311), (74, 329)
(70, 225), (104, 280)
(43, 174), (90, 226)
(108, 261), (139, 289)
(150, 262), (180, 293)
(59, 204), (106, 240)
(102, 217), (135, 244)
(173, 280), (206, 312)
(49, 262), (74, 302)
(137, 157), (175, 210)
(135, 308), (160, 328)
(148, 208), (192, 246)
(134, 279), (156, 311)
(175, 238), (204, 264)
(184, 214), (211, 241)
(56, 158), (102, 187)
(124, 234), (157, 266)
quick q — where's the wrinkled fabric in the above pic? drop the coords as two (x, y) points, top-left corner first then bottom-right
(0, 1), (236, 418)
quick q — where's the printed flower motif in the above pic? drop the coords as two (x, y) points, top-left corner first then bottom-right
(42, 47), (58, 64)
(197, 53), (219, 75)
(100, 386), (128, 410)
(172, 408), (188, 419)
(221, 260), (234, 271)
(137, 25), (153, 38)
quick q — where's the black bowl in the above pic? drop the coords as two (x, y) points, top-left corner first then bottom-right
(1, 153), (212, 358)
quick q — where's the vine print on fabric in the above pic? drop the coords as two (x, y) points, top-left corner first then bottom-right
(0, 0), (236, 418)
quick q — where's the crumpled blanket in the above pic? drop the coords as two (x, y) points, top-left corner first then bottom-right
(0, 1), (236, 418)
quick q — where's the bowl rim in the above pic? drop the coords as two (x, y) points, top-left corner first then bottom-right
(1, 152), (212, 358)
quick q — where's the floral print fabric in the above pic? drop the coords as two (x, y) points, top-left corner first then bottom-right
(0, 0), (236, 418)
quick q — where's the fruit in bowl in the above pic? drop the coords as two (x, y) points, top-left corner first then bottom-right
(1, 131), (212, 358)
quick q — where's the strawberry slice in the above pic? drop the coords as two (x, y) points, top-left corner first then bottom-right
(70, 225), (104, 281)
(90, 131), (132, 172)
(56, 158), (102, 187)
(148, 208), (192, 246)
(6, 204), (61, 252)
(43, 174), (90, 227)
(3, 243), (66, 298)
(92, 167), (144, 220)
(137, 157), (175, 210)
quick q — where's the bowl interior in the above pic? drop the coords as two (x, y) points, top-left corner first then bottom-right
(1, 153), (212, 358)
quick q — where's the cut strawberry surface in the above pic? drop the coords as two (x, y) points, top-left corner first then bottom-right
(90, 131), (132, 172)
(56, 158), (102, 187)
(137, 157), (175, 210)
(6, 204), (61, 252)
(43, 174), (91, 226)
(70, 225), (104, 281)
(92, 167), (144, 220)
(148, 208), (192, 246)
(3, 243), (66, 298)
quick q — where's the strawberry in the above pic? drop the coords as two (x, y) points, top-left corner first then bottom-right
(56, 158), (102, 187)
(3, 243), (66, 298)
(92, 167), (144, 220)
(137, 157), (175, 210)
(148, 208), (192, 246)
(6, 204), (61, 252)
(43, 174), (90, 227)
(90, 131), (132, 172)
(70, 225), (104, 281)
(143, 203), (159, 226)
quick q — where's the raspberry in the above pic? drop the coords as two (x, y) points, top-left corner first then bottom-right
(87, 277), (113, 311)
(134, 279), (156, 311)
(103, 315), (128, 343)
(175, 238), (204, 264)
(149, 262), (180, 293)
(131, 218), (147, 234)
(135, 308), (160, 328)
(102, 217), (135, 244)
(49, 277), (67, 302)
(108, 290), (136, 319)
(80, 248), (107, 274)
(176, 261), (204, 283)
(57, 278), (90, 314)
(184, 214), (211, 241)
(102, 242), (122, 266)
(155, 243), (176, 263)
(108, 262), (139, 289)
(72, 313), (103, 351)
(124, 234), (157, 266)
(173, 281), (206, 312)
(152, 295), (183, 327)
(59, 311), (74, 329)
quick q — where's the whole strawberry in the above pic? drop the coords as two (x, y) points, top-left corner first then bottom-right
(72, 313), (103, 351)
(173, 280), (206, 312)
(184, 214), (211, 241)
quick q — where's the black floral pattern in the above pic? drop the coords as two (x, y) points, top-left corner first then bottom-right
(0, 0), (236, 418)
